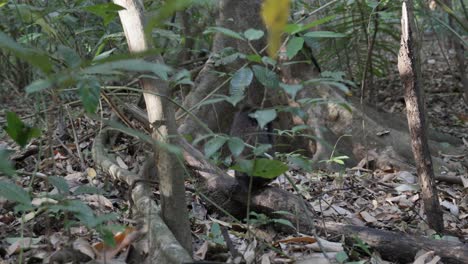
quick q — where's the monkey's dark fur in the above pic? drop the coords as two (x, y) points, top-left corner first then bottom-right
(229, 109), (275, 190)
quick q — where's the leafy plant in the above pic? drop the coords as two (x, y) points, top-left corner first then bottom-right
(3, 111), (41, 148)
(0, 177), (119, 246)
(203, 223), (224, 245)
(246, 211), (295, 229)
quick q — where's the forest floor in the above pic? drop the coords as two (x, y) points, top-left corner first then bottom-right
(0, 38), (466, 263)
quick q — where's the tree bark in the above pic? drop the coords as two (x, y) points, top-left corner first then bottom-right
(113, 0), (192, 253)
(397, 1), (444, 232)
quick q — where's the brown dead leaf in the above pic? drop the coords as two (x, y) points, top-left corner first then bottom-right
(239, 239), (257, 264)
(440, 200), (459, 216)
(92, 227), (144, 262)
(296, 252), (338, 264)
(360, 211), (377, 223)
(74, 237), (96, 259)
(413, 250), (441, 264)
(116, 156), (128, 170)
(274, 236), (317, 246)
(194, 240), (209, 260)
(6, 237), (42, 256)
(83, 194), (114, 209)
(93, 227), (135, 252)
(305, 238), (343, 252)
(31, 197), (58, 207)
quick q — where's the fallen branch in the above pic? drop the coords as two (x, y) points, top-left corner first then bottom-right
(322, 222), (468, 264)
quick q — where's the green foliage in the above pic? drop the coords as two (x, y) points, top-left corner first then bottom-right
(0, 31), (52, 74)
(303, 31), (347, 38)
(0, 149), (16, 176)
(288, 155), (313, 172)
(48, 176), (70, 195)
(279, 83), (303, 100)
(0, 180), (32, 209)
(204, 136), (228, 158)
(78, 76), (101, 113)
(204, 26), (245, 40)
(252, 65), (279, 89)
(336, 251), (349, 264)
(247, 211), (294, 229)
(284, 15), (336, 34)
(230, 67), (253, 97)
(73, 185), (103, 195)
(243, 29), (264, 41)
(232, 159), (288, 180)
(84, 3), (125, 26)
(227, 137), (245, 157)
(248, 109), (277, 129)
(4, 111), (41, 148)
(321, 155), (349, 165)
(346, 236), (372, 259)
(204, 223), (224, 245)
(286, 36), (304, 59)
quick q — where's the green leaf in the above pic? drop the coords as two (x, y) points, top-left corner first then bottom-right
(204, 26), (245, 40)
(272, 210), (294, 216)
(261, 56), (277, 66)
(171, 69), (193, 87)
(145, 0), (192, 36)
(253, 144), (272, 156)
(228, 137), (245, 157)
(286, 37), (304, 59)
(84, 3), (125, 26)
(0, 149), (15, 176)
(335, 251), (349, 264)
(271, 218), (295, 229)
(0, 31), (52, 73)
(231, 159), (254, 175)
(78, 77), (101, 113)
(303, 78), (350, 94)
(288, 156), (312, 172)
(18, 33), (42, 44)
(73, 185), (103, 195)
(25, 79), (52, 94)
(284, 16), (336, 35)
(248, 109), (276, 129)
(57, 45), (81, 68)
(284, 24), (302, 34)
(244, 29), (264, 41)
(204, 136), (227, 158)
(93, 48), (116, 61)
(0, 180), (31, 205)
(304, 31), (347, 38)
(246, 54), (262, 63)
(54, 200), (96, 226)
(4, 111), (41, 148)
(231, 67), (253, 90)
(279, 83), (303, 100)
(297, 15), (336, 33)
(252, 65), (279, 89)
(209, 223), (224, 245)
(225, 95), (244, 106)
(84, 59), (172, 80)
(48, 176), (69, 194)
(252, 159), (288, 179)
(100, 228), (116, 247)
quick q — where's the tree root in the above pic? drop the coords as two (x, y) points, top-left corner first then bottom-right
(92, 129), (192, 263)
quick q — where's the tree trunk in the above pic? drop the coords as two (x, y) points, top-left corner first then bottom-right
(397, 0), (444, 232)
(113, 0), (192, 253)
